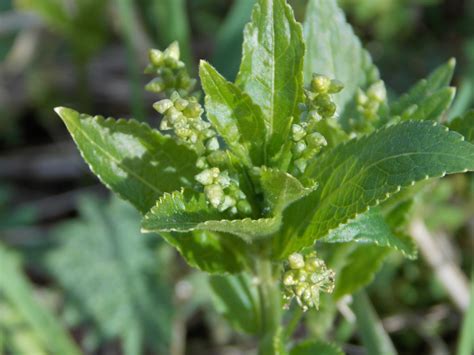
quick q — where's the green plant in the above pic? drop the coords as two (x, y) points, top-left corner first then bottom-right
(55, 0), (474, 352)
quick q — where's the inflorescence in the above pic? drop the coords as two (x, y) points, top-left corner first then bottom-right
(291, 74), (343, 174)
(148, 43), (249, 215)
(282, 252), (335, 311)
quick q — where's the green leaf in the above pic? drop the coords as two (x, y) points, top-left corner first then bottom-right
(334, 244), (390, 299)
(55, 107), (199, 214)
(352, 291), (397, 355)
(44, 197), (172, 354)
(403, 87), (455, 121)
(322, 208), (417, 259)
(209, 273), (261, 334)
(449, 110), (474, 143)
(0, 244), (81, 355)
(200, 61), (266, 166)
(273, 121), (474, 258)
(260, 167), (318, 215)
(303, 0), (379, 113)
(141, 190), (280, 242)
(236, 0), (305, 162)
(290, 340), (344, 355)
(390, 59), (456, 120)
(161, 230), (250, 273)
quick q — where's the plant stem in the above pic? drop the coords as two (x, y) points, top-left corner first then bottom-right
(283, 306), (303, 340)
(255, 258), (282, 354)
(353, 290), (397, 355)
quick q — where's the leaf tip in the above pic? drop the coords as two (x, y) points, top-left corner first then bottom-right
(448, 57), (456, 69)
(54, 106), (77, 122)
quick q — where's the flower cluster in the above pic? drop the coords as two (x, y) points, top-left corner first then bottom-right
(150, 43), (250, 215)
(356, 80), (386, 124)
(291, 74), (344, 174)
(154, 92), (215, 154)
(145, 42), (196, 97)
(195, 167), (251, 214)
(282, 252), (335, 311)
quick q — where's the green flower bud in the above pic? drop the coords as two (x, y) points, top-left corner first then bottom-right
(237, 200), (252, 215)
(329, 79), (344, 93)
(306, 132), (327, 148)
(195, 169), (214, 185)
(291, 124), (306, 141)
(288, 253), (305, 269)
(154, 99), (173, 114)
(174, 98), (188, 111)
(148, 49), (163, 66)
(218, 195), (236, 212)
(367, 80), (386, 103)
(146, 77), (165, 93)
(294, 158), (307, 174)
(164, 41), (180, 61)
(183, 102), (202, 118)
(216, 170), (230, 188)
(206, 137), (220, 152)
(283, 270), (297, 286)
(205, 184), (224, 208)
(311, 74), (331, 93)
(196, 157), (208, 169)
(293, 141), (307, 155)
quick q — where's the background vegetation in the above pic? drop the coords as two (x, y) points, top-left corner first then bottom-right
(0, 0), (473, 354)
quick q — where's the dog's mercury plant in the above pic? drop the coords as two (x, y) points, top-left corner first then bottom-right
(55, 0), (474, 353)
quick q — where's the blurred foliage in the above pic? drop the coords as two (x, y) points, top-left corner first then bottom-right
(43, 196), (174, 354)
(0, 244), (81, 355)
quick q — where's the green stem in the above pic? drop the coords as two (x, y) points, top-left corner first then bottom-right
(283, 306), (303, 340)
(255, 258), (282, 355)
(353, 290), (397, 355)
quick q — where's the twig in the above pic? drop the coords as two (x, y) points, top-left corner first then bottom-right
(409, 219), (470, 311)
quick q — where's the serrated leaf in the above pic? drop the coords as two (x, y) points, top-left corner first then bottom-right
(161, 231), (250, 273)
(334, 244), (390, 299)
(260, 167), (318, 215)
(303, 0), (379, 114)
(44, 197), (172, 354)
(209, 273), (261, 334)
(449, 110), (474, 143)
(0, 244), (81, 355)
(236, 0), (304, 162)
(273, 121), (474, 258)
(322, 208), (416, 259)
(141, 190), (280, 242)
(290, 340), (344, 355)
(200, 61), (266, 166)
(55, 107), (199, 214)
(390, 59), (456, 120)
(404, 87), (455, 121)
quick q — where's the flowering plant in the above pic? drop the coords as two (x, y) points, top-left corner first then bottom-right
(56, 0), (474, 352)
